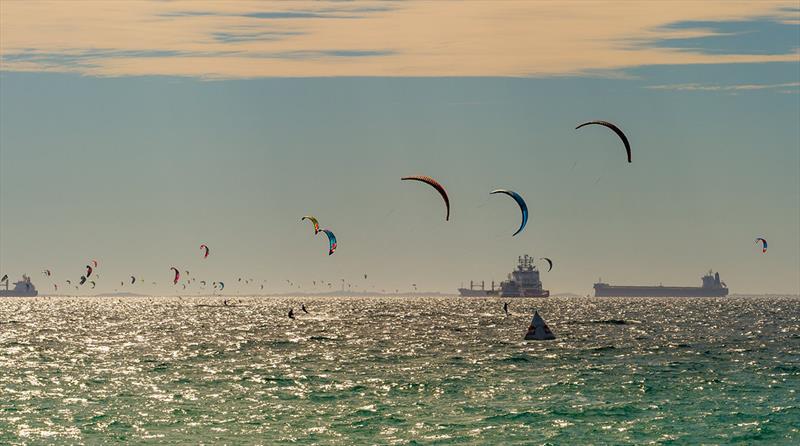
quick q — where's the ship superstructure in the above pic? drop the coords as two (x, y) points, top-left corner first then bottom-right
(459, 255), (549, 297)
(594, 270), (728, 297)
(500, 255), (549, 297)
(0, 275), (38, 297)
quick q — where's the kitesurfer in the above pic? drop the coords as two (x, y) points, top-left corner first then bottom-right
(301, 303), (308, 314)
(503, 302), (509, 317)
(288, 308), (295, 319)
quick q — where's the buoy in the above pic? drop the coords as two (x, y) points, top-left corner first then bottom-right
(524, 311), (555, 340)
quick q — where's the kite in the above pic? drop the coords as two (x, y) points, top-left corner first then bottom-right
(401, 175), (450, 221)
(490, 189), (528, 236)
(755, 237), (768, 253)
(319, 229), (337, 255)
(301, 216), (320, 234)
(575, 120), (632, 163)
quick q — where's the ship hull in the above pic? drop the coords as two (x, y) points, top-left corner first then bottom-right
(501, 289), (550, 298)
(594, 285), (727, 297)
(458, 288), (498, 297)
(0, 290), (38, 297)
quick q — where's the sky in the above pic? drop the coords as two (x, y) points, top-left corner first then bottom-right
(1, 1), (798, 295)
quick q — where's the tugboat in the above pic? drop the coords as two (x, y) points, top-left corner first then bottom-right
(0, 275), (38, 297)
(458, 255), (549, 297)
(594, 270), (729, 297)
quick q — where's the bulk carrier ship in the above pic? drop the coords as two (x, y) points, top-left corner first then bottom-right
(594, 270), (728, 297)
(459, 255), (549, 298)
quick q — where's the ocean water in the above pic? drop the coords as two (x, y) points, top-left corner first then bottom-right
(1, 295), (798, 445)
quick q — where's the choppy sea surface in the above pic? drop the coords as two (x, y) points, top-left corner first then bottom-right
(1, 295), (798, 445)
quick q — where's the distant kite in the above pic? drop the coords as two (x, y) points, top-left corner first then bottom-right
(490, 189), (528, 236)
(575, 120), (631, 163)
(402, 175), (450, 221)
(200, 244), (210, 258)
(301, 216), (321, 234)
(755, 237), (767, 253)
(319, 229), (337, 255)
(540, 257), (553, 272)
(170, 267), (180, 285)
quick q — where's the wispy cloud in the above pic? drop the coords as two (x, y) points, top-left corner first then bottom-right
(641, 18), (800, 55)
(0, 1), (797, 78)
(646, 82), (800, 92)
(212, 31), (304, 44)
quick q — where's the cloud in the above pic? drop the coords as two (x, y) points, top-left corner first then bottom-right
(211, 31), (304, 43)
(1, 0), (798, 78)
(646, 82), (800, 92)
(642, 18), (800, 55)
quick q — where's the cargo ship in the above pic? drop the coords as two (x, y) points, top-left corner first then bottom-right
(594, 270), (728, 297)
(458, 280), (499, 296)
(0, 275), (38, 297)
(459, 255), (549, 297)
